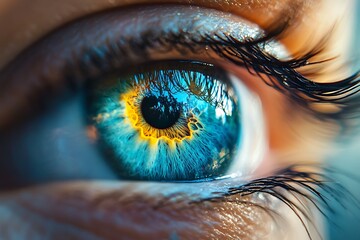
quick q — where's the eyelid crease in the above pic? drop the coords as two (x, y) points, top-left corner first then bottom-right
(0, 0), (315, 69)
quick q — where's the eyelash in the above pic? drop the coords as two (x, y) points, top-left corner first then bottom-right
(63, 25), (360, 127)
(186, 164), (357, 240)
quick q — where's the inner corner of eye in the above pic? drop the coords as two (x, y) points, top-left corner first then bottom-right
(83, 60), (265, 182)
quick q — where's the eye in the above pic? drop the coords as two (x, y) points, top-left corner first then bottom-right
(87, 60), (264, 181)
(1, 2), (359, 239)
(0, 4), (275, 187)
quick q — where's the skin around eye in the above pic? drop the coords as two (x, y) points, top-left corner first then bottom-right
(0, 1), (358, 240)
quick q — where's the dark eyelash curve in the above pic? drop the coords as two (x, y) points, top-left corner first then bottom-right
(65, 24), (360, 128)
(205, 34), (360, 119)
(206, 32), (360, 125)
(188, 165), (359, 240)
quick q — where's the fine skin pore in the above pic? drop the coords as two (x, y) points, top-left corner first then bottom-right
(0, 0), (356, 239)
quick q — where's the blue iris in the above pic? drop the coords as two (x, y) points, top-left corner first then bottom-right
(86, 61), (241, 181)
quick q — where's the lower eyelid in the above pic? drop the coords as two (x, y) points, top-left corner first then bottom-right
(2, 181), (277, 240)
(1, 177), (326, 240)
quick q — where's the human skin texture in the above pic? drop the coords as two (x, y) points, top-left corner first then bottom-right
(0, 1), (357, 240)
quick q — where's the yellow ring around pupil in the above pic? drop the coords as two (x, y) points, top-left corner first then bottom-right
(122, 87), (203, 144)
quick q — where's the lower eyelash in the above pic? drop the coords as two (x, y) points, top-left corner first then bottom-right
(186, 164), (358, 240)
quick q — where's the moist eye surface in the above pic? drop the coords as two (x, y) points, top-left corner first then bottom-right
(86, 61), (242, 181)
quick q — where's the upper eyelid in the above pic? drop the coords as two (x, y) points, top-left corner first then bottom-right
(0, 0), (312, 69)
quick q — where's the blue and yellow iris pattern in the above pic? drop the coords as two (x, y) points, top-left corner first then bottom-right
(87, 61), (241, 181)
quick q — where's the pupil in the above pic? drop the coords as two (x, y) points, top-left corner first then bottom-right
(140, 95), (181, 129)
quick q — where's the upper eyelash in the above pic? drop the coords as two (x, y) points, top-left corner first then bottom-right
(64, 26), (360, 127)
(206, 33), (360, 122)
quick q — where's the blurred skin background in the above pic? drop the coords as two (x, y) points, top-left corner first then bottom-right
(0, 0), (359, 239)
(327, 1), (360, 239)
